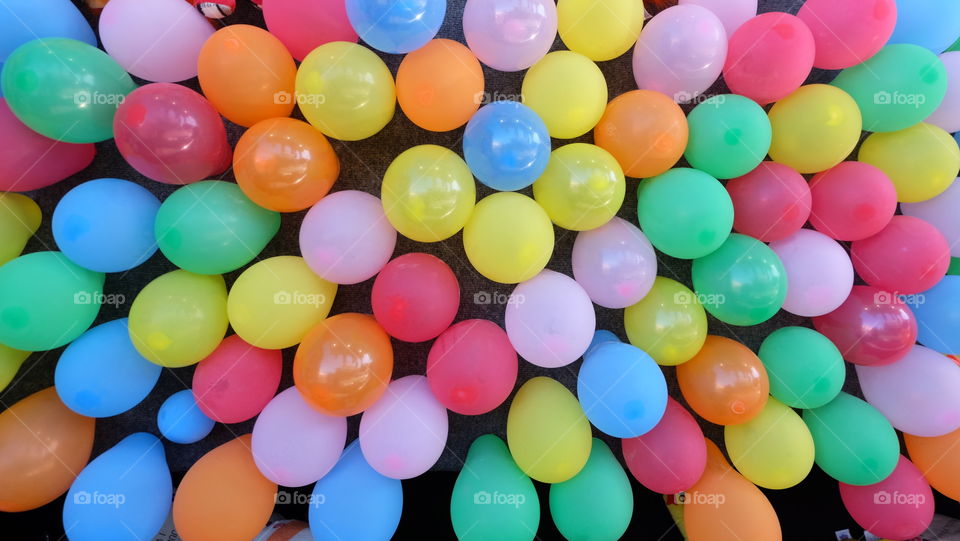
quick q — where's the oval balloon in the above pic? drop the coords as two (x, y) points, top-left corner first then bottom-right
(463, 192), (555, 284)
(727, 161), (811, 242)
(808, 161), (898, 241)
(0, 193), (41, 264)
(758, 326), (845, 409)
(371, 253), (460, 343)
(905, 426), (960, 501)
(796, 0), (896, 69)
(839, 456), (934, 540)
(768, 228), (854, 317)
(677, 335), (770, 425)
(858, 122), (960, 203)
(395, 38), (484, 132)
(724, 12), (815, 105)
(850, 215), (950, 295)
(768, 84), (862, 174)
(725, 397), (815, 489)
(192, 334), (282, 423)
(572, 217), (657, 309)
(157, 390), (214, 444)
(902, 178), (960, 258)
(558, 0), (644, 61)
(622, 397), (706, 494)
(262, 0), (358, 61)
(0, 0), (95, 86)
(623, 276), (707, 366)
(684, 94), (771, 180)
(904, 275), (960, 353)
(522, 52), (608, 140)
(532, 142), (624, 230)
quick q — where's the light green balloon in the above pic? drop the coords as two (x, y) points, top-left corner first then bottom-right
(759, 326), (845, 409)
(684, 94), (772, 179)
(0, 343), (29, 391)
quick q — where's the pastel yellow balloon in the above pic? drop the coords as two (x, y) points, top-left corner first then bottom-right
(858, 122), (960, 203)
(507, 377), (592, 483)
(0, 343), (29, 392)
(724, 397), (815, 490)
(227, 256), (337, 350)
(462, 192), (554, 284)
(768, 84), (862, 174)
(522, 51), (608, 139)
(0, 193), (41, 266)
(128, 270), (228, 368)
(624, 277), (707, 366)
(533, 143), (625, 231)
(295, 41), (396, 141)
(558, 0), (644, 61)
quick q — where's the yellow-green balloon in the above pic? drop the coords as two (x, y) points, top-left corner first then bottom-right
(724, 397), (815, 489)
(522, 51), (607, 139)
(533, 143), (625, 231)
(462, 192), (554, 284)
(0, 344), (29, 392)
(623, 277), (707, 366)
(0, 193), (41, 266)
(558, 0), (644, 61)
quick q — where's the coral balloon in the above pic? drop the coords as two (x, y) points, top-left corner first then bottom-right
(593, 90), (688, 179)
(192, 335), (282, 423)
(905, 427), (960, 501)
(727, 161), (810, 242)
(622, 398), (706, 494)
(396, 39), (483, 132)
(724, 12), (815, 105)
(851, 215), (950, 295)
(372, 253), (460, 342)
(808, 162), (898, 241)
(677, 335), (770, 425)
(262, 0), (357, 61)
(797, 0), (897, 69)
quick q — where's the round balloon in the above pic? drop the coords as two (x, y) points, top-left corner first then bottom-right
(858, 122), (960, 202)
(463, 192), (554, 284)
(724, 12), (815, 104)
(522, 51), (607, 139)
(684, 94), (771, 179)
(839, 456), (934, 540)
(192, 335), (282, 423)
(769, 228), (854, 317)
(346, 0), (445, 54)
(768, 84), (862, 174)
(262, 0), (357, 61)
(572, 217), (657, 309)
(532, 143), (625, 230)
(623, 277), (707, 366)
(372, 253), (460, 342)
(850, 215), (950, 294)
(462, 101), (551, 191)
(796, 0), (896, 69)
(808, 161), (898, 241)
(758, 326), (844, 409)
(462, 0), (557, 71)
(676, 335), (769, 425)
(593, 89), (688, 178)
(557, 0), (644, 61)
(157, 390), (215, 444)
(727, 161), (811, 242)
(396, 39), (483, 132)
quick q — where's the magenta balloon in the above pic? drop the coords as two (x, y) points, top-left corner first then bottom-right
(902, 178), (960, 257)
(724, 12), (815, 105)
(679, 0), (756, 36)
(571, 217), (657, 309)
(622, 398), (707, 494)
(797, 0), (897, 70)
(727, 161), (811, 242)
(808, 162), (898, 241)
(463, 0), (557, 72)
(262, 0), (358, 61)
(926, 52), (960, 135)
(769, 229), (854, 317)
(850, 215), (950, 295)
(839, 456), (934, 540)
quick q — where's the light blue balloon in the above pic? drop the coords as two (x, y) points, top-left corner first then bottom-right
(157, 390), (215, 444)
(346, 0), (446, 54)
(63, 433), (172, 541)
(953, 131), (959, 147)
(463, 101), (551, 191)
(310, 441), (402, 541)
(577, 339), (668, 438)
(53, 178), (161, 273)
(55, 319), (161, 418)
(888, 0), (960, 53)
(584, 329), (619, 358)
(906, 275), (960, 354)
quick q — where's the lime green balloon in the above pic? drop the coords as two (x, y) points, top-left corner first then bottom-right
(691, 233), (787, 326)
(758, 326), (845, 409)
(636, 168), (733, 259)
(1, 38), (135, 143)
(0, 193), (41, 266)
(724, 397), (815, 490)
(451, 434), (540, 541)
(155, 181), (280, 275)
(684, 95), (772, 179)
(532, 143), (625, 231)
(0, 344), (29, 392)
(549, 438), (633, 541)
(0, 251), (104, 351)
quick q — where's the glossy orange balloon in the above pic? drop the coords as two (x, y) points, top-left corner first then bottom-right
(905, 428), (960, 501)
(172, 434), (276, 541)
(234, 117), (340, 212)
(294, 313), (394, 417)
(677, 335), (770, 425)
(0, 387), (95, 512)
(594, 90), (688, 178)
(396, 39), (484, 132)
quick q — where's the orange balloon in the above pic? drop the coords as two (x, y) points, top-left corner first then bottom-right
(677, 335), (769, 425)
(396, 39), (484, 132)
(594, 90), (688, 178)
(172, 434), (276, 541)
(0, 387), (94, 512)
(234, 117), (340, 212)
(198, 24), (296, 127)
(905, 428), (960, 501)
(294, 313), (394, 416)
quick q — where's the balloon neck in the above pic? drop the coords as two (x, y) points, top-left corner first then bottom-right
(584, 330), (621, 358)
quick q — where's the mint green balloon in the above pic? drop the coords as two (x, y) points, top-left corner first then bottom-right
(1, 38), (135, 143)
(691, 233), (786, 326)
(0, 251), (104, 351)
(451, 435), (540, 541)
(684, 94), (772, 179)
(759, 326), (845, 409)
(832, 44), (947, 132)
(155, 181), (280, 275)
(549, 439), (632, 541)
(636, 168), (733, 259)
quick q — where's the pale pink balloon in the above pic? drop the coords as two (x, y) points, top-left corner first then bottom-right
(926, 52), (960, 134)
(769, 229), (854, 317)
(901, 178), (960, 257)
(571, 217), (657, 309)
(839, 456), (934, 540)
(679, 0), (756, 36)
(622, 398), (707, 494)
(463, 0), (558, 72)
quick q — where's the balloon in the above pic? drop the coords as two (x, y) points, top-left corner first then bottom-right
(571, 217), (657, 309)
(758, 326), (844, 409)
(678, 0), (756, 36)
(114, 84), (232, 185)
(796, 0), (897, 69)
(927, 52), (960, 132)
(345, 0), (445, 54)
(768, 84), (862, 174)
(0, 192), (40, 265)
(192, 335), (282, 423)
(372, 253), (459, 342)
(396, 39), (483, 132)
(902, 178), (960, 256)
(839, 456), (935, 540)
(0, 344), (28, 392)
(769, 229), (854, 317)
(858, 122), (960, 202)
(294, 313), (393, 417)
(228, 256), (337, 350)
(463, 192), (554, 284)
(262, 0), (358, 61)
(724, 12), (814, 105)
(851, 215), (950, 294)
(557, 0), (644, 61)
(684, 94), (771, 179)
(905, 275), (960, 353)
(725, 397), (815, 489)
(462, 101), (551, 191)
(1, 38), (135, 143)
(532, 143), (625, 230)
(63, 433), (171, 541)
(0, 251), (104, 351)
(636, 167), (733, 259)
(808, 162), (898, 241)
(905, 427), (960, 501)
(593, 89), (687, 178)
(295, 41), (396, 141)
(522, 51), (607, 139)
(507, 377), (592, 483)
(299, 190), (397, 285)
(380, 144), (476, 242)
(157, 390), (215, 444)
(727, 161), (810, 242)
(462, 0), (557, 72)
(623, 276), (707, 366)
(888, 0), (960, 53)
(677, 335), (770, 425)
(622, 398), (706, 494)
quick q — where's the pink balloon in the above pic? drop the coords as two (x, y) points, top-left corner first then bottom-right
(726, 161), (811, 242)
(262, 0), (358, 61)
(839, 456), (934, 540)
(902, 178), (960, 257)
(192, 335), (282, 424)
(797, 0), (897, 70)
(679, 0), (756, 36)
(851, 215), (950, 295)
(372, 253), (459, 343)
(571, 217), (657, 309)
(769, 229), (854, 317)
(462, 0), (557, 72)
(809, 162), (898, 241)
(926, 52), (960, 134)
(622, 398), (707, 494)
(724, 12), (815, 105)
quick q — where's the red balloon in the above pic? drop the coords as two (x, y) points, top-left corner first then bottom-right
(851, 215), (950, 295)
(839, 456), (934, 540)
(727, 161), (811, 242)
(808, 162), (897, 241)
(192, 335), (282, 423)
(372, 253), (460, 343)
(622, 397), (706, 494)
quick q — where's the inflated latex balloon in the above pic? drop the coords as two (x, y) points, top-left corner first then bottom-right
(262, 0), (358, 61)
(769, 229), (854, 317)
(808, 162), (898, 241)
(63, 433), (171, 541)
(622, 398), (706, 494)
(572, 217), (657, 309)
(396, 39), (483, 132)
(679, 0), (756, 36)
(192, 335), (282, 423)
(294, 313), (393, 417)
(593, 90), (687, 178)
(758, 326), (844, 409)
(677, 335), (770, 425)
(905, 427), (960, 501)
(462, 101), (551, 191)
(1, 38), (135, 143)
(727, 161), (810, 242)
(299, 190), (397, 285)
(839, 456), (935, 540)
(768, 84), (862, 174)
(507, 377), (592, 483)
(724, 12), (814, 105)
(157, 390), (214, 444)
(796, 0), (897, 69)
(905, 275), (960, 353)
(463, 192), (554, 284)
(346, 0), (445, 53)
(725, 397), (815, 489)
(372, 253), (459, 342)
(684, 94), (771, 179)
(887, 0), (960, 53)
(858, 122), (960, 202)
(533, 143), (624, 230)
(927, 52), (960, 132)
(0, 251), (104, 351)
(557, 0), (644, 61)
(381, 145), (476, 242)
(851, 215), (950, 294)
(0, 344), (29, 392)
(0, 192), (40, 265)
(462, 0), (557, 71)
(623, 277), (707, 366)
(522, 51), (607, 139)
(114, 84), (232, 185)
(903, 178), (960, 256)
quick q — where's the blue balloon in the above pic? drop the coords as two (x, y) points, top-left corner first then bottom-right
(55, 319), (161, 418)
(888, 0), (960, 53)
(157, 390), (215, 444)
(953, 131), (960, 148)
(53, 178), (160, 273)
(584, 329), (619, 358)
(577, 339), (668, 438)
(310, 441), (402, 541)
(463, 101), (551, 191)
(346, 0), (446, 54)
(63, 433), (172, 541)
(906, 275), (960, 354)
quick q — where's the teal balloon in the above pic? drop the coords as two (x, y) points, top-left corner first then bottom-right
(684, 94), (772, 179)
(758, 326), (845, 409)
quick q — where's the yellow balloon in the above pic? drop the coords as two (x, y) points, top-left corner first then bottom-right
(295, 41), (396, 141)
(0, 343), (29, 392)
(768, 84), (862, 174)
(227, 256), (337, 350)
(858, 122), (960, 203)
(0, 193), (41, 266)
(381, 144), (476, 242)
(558, 0), (644, 61)
(128, 270), (228, 368)
(522, 51), (608, 139)
(507, 376), (592, 483)
(462, 192), (554, 284)
(533, 143), (625, 231)
(724, 397), (815, 490)
(624, 277), (707, 366)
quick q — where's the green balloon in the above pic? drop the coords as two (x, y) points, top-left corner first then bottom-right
(758, 326), (845, 409)
(832, 44), (947, 133)
(948, 256), (960, 275)
(549, 439), (633, 541)
(451, 434), (540, 541)
(802, 392), (899, 486)
(155, 181), (281, 275)
(684, 94), (772, 180)
(636, 168), (733, 259)
(1, 38), (135, 143)
(0, 251), (104, 351)
(949, 35), (960, 52)
(691, 233), (787, 326)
